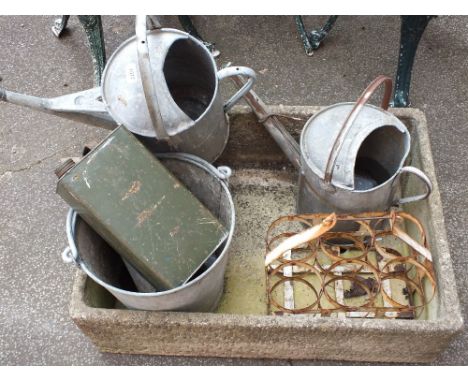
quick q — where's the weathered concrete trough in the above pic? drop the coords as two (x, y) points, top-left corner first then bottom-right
(69, 105), (462, 363)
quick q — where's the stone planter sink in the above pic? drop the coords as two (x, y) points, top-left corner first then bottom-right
(68, 106), (462, 363)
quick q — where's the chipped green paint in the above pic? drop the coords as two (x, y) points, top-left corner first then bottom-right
(78, 16), (106, 86)
(393, 16), (435, 107)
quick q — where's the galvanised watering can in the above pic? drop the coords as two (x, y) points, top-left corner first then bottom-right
(0, 15), (256, 163)
(233, 75), (432, 215)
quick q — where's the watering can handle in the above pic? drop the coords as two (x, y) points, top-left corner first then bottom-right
(323, 75), (393, 186)
(217, 66), (257, 112)
(396, 166), (433, 205)
(135, 15), (169, 140)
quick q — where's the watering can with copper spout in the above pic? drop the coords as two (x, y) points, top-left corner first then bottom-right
(232, 75), (432, 215)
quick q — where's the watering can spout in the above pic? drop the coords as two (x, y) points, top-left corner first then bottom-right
(231, 76), (302, 170)
(0, 86), (116, 129)
(0, 87), (46, 109)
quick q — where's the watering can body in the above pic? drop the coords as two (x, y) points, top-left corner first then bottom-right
(0, 18), (256, 163)
(102, 22), (256, 162)
(232, 75), (432, 218)
(296, 101), (431, 215)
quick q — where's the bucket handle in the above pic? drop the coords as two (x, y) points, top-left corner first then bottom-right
(217, 66), (257, 112)
(323, 75), (393, 187)
(396, 166), (433, 205)
(135, 15), (169, 140)
(61, 209), (81, 267)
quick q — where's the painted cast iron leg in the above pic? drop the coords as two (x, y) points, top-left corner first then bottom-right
(78, 15), (106, 86)
(295, 16), (314, 55)
(295, 16), (338, 56)
(178, 16), (220, 58)
(52, 15), (70, 38)
(393, 16), (434, 107)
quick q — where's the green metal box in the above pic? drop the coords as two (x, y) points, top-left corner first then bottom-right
(56, 125), (227, 291)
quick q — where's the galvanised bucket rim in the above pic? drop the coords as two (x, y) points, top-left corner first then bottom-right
(64, 152), (235, 298)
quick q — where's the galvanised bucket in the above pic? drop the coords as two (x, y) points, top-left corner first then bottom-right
(62, 153), (235, 312)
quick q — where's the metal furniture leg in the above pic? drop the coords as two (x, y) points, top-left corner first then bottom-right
(295, 16), (338, 56)
(52, 15), (70, 37)
(54, 15), (217, 84)
(393, 16), (435, 107)
(77, 15), (106, 86)
(178, 16), (220, 58)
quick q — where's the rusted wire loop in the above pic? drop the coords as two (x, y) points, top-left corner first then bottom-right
(267, 245), (317, 271)
(374, 241), (408, 261)
(266, 214), (319, 251)
(269, 276), (320, 314)
(381, 257), (436, 288)
(319, 233), (368, 262)
(269, 259), (323, 280)
(322, 274), (376, 310)
(324, 258), (381, 285)
(265, 213), (336, 267)
(391, 211), (431, 261)
(380, 273), (426, 311)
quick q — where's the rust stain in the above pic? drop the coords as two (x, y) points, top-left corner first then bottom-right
(136, 195), (166, 227)
(137, 206), (156, 227)
(265, 211), (437, 318)
(117, 95), (128, 107)
(122, 180), (141, 201)
(170, 225), (180, 237)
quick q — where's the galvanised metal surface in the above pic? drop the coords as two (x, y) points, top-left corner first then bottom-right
(63, 152), (235, 311)
(0, 86), (116, 129)
(102, 17), (256, 160)
(297, 76), (432, 214)
(49, 15), (433, 109)
(233, 76), (432, 216)
(56, 126), (228, 291)
(0, 17), (256, 163)
(297, 102), (431, 214)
